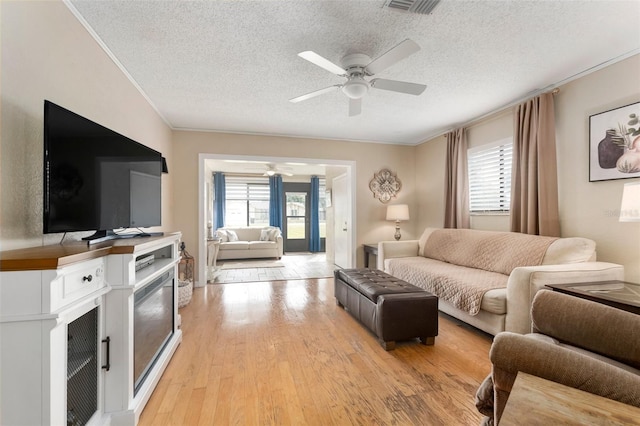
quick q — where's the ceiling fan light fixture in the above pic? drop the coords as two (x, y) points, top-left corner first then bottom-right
(342, 77), (370, 99)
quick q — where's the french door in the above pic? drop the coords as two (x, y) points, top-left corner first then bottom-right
(283, 183), (310, 252)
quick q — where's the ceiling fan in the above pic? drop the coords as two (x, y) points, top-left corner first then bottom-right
(289, 39), (427, 116)
(259, 164), (293, 177)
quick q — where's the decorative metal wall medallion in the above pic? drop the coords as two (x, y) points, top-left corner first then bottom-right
(369, 169), (402, 203)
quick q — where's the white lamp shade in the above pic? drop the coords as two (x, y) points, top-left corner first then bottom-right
(620, 182), (640, 222)
(386, 204), (410, 221)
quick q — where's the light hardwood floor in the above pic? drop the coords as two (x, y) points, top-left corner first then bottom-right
(139, 278), (493, 425)
(210, 253), (336, 284)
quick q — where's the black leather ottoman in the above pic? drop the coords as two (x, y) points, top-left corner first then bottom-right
(334, 268), (438, 350)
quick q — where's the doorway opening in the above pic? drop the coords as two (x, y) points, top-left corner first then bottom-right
(197, 154), (356, 286)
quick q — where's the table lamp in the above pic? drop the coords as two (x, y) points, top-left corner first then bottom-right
(619, 182), (640, 222)
(386, 204), (410, 240)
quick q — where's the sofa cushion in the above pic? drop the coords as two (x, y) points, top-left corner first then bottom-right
(219, 241), (249, 250)
(386, 256), (508, 315)
(233, 227), (262, 241)
(481, 289), (506, 315)
(422, 229), (557, 276)
(248, 241), (277, 250)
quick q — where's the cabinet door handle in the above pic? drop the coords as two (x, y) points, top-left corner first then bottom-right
(83, 275), (93, 282)
(101, 336), (110, 371)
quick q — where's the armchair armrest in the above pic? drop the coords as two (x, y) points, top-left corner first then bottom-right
(490, 332), (640, 423)
(377, 240), (419, 271)
(504, 262), (624, 334)
(531, 290), (640, 368)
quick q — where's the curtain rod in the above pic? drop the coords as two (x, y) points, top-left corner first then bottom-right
(435, 87), (561, 139)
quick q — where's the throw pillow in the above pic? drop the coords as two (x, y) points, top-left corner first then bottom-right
(216, 229), (229, 242)
(268, 227), (281, 241)
(227, 229), (239, 242)
(260, 229), (271, 241)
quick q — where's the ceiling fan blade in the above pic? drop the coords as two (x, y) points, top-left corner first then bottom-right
(370, 78), (426, 95)
(365, 39), (421, 75)
(264, 170), (293, 177)
(349, 98), (362, 117)
(289, 85), (341, 103)
(298, 51), (346, 75)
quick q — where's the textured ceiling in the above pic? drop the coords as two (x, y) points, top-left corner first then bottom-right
(69, 0), (640, 145)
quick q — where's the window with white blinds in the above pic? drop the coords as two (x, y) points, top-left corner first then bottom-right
(467, 138), (513, 213)
(225, 176), (270, 227)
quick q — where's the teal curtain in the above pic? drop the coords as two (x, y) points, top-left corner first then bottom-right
(309, 176), (320, 252)
(214, 172), (225, 229)
(269, 174), (283, 229)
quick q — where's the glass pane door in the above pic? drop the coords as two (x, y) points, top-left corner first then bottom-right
(283, 184), (310, 252)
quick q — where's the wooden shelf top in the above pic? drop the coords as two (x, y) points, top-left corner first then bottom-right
(0, 233), (181, 271)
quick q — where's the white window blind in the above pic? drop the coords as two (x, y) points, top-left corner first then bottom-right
(225, 176), (270, 201)
(467, 138), (513, 213)
(224, 176), (270, 227)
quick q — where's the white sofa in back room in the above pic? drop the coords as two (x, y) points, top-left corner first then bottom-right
(377, 228), (624, 335)
(215, 226), (283, 260)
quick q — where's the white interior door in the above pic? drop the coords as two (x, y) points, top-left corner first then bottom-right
(333, 173), (351, 268)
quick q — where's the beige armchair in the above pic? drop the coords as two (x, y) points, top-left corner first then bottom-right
(476, 290), (640, 425)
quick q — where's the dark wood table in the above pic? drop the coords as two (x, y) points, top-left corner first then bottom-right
(546, 280), (640, 315)
(363, 243), (378, 268)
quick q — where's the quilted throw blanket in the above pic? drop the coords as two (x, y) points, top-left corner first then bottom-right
(422, 229), (557, 276)
(389, 230), (557, 315)
(387, 257), (509, 315)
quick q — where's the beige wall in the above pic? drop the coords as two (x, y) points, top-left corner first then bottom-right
(0, 1), (173, 250)
(415, 54), (640, 282)
(415, 135), (446, 230)
(555, 55), (640, 281)
(3, 1), (638, 284)
(172, 131), (416, 273)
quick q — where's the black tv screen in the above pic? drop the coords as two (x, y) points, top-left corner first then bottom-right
(43, 100), (162, 242)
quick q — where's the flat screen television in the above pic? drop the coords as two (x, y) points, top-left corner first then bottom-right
(43, 100), (162, 244)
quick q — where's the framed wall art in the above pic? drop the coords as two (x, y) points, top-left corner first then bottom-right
(369, 168), (401, 203)
(589, 101), (640, 182)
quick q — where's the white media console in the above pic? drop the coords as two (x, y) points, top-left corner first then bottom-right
(0, 233), (182, 425)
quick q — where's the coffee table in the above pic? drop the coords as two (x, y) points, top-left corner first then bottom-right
(546, 280), (640, 315)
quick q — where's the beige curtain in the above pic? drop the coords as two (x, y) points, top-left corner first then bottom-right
(510, 92), (560, 236)
(444, 128), (470, 228)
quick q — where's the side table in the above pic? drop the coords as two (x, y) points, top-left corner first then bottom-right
(363, 243), (378, 268)
(546, 280), (640, 315)
(500, 372), (640, 425)
(207, 238), (221, 270)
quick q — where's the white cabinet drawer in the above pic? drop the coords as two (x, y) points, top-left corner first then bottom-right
(63, 261), (104, 297)
(52, 258), (106, 311)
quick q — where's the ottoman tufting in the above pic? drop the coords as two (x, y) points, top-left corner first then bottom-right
(334, 268), (438, 350)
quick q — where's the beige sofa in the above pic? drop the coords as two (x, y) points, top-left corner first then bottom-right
(476, 290), (640, 425)
(377, 228), (624, 335)
(215, 226), (283, 260)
